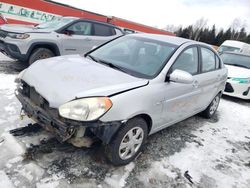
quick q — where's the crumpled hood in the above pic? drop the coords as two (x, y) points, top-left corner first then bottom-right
(21, 55), (148, 108)
(0, 24), (52, 33)
(225, 64), (250, 78)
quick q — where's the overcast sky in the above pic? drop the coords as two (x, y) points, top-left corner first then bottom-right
(54, 0), (250, 31)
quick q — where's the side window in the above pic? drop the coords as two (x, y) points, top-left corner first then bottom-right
(215, 55), (220, 69)
(201, 47), (216, 72)
(67, 22), (92, 35)
(171, 47), (199, 75)
(93, 24), (114, 36)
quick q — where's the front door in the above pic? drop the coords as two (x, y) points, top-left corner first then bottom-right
(60, 21), (95, 55)
(158, 46), (202, 130)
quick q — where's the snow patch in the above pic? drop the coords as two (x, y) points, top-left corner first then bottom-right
(19, 168), (34, 181)
(0, 74), (17, 93)
(0, 171), (14, 188)
(0, 53), (14, 61)
(20, 163), (45, 181)
(8, 156), (23, 164)
(105, 162), (135, 188)
(36, 181), (59, 188)
(163, 100), (250, 187)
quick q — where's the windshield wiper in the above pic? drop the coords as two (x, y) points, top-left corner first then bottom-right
(86, 54), (128, 73)
(226, 63), (249, 69)
(98, 59), (128, 73)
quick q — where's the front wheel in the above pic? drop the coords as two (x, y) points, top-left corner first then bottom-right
(201, 93), (221, 118)
(105, 117), (148, 166)
(28, 48), (55, 65)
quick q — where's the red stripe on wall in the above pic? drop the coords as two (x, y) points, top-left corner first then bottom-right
(1, 0), (175, 36)
(1, 0), (108, 22)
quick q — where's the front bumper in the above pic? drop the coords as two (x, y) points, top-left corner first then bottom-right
(15, 89), (122, 143)
(224, 80), (250, 100)
(0, 39), (27, 61)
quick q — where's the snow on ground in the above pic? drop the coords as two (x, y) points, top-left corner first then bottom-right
(0, 170), (14, 188)
(138, 99), (250, 187)
(0, 54), (250, 188)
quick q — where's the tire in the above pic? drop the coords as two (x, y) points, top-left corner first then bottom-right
(28, 48), (54, 65)
(201, 93), (221, 118)
(105, 117), (148, 166)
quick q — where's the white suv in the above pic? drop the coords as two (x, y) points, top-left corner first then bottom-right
(0, 17), (124, 64)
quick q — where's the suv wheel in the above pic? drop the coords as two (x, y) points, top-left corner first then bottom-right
(201, 93), (221, 118)
(105, 117), (148, 166)
(29, 48), (54, 65)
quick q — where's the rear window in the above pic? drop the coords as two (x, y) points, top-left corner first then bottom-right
(93, 24), (115, 36)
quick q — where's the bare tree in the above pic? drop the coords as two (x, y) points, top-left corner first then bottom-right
(230, 18), (247, 40)
(192, 17), (208, 40)
(163, 24), (181, 33)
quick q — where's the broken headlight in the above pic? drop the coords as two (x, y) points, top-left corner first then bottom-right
(59, 97), (112, 121)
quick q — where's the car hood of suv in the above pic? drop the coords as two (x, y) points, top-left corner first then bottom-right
(21, 55), (148, 108)
(0, 24), (52, 33)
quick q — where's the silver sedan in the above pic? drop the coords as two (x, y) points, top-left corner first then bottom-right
(16, 34), (228, 165)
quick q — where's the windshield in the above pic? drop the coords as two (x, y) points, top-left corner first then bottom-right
(218, 45), (240, 53)
(220, 53), (250, 69)
(35, 17), (76, 30)
(89, 35), (177, 78)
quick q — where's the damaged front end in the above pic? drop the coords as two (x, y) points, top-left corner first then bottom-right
(15, 81), (122, 147)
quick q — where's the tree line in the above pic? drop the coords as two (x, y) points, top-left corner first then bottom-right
(166, 18), (250, 46)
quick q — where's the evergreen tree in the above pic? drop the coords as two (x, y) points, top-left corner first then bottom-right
(174, 21), (250, 45)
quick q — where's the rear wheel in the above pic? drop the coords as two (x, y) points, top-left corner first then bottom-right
(105, 117), (148, 166)
(28, 48), (54, 65)
(201, 93), (221, 118)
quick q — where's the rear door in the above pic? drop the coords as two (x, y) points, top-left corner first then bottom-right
(90, 23), (119, 49)
(60, 21), (95, 55)
(195, 46), (223, 108)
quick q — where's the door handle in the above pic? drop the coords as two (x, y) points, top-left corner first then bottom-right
(192, 80), (199, 88)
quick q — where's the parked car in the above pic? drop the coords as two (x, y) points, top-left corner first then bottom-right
(220, 51), (250, 99)
(0, 16), (124, 64)
(15, 34), (227, 165)
(218, 40), (250, 54)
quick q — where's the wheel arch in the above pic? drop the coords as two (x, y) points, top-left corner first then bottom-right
(132, 113), (153, 134)
(27, 42), (61, 58)
(96, 113), (153, 145)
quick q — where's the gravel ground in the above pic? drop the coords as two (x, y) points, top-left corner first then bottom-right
(0, 54), (249, 188)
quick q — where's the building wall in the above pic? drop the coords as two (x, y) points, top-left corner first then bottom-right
(0, 0), (174, 36)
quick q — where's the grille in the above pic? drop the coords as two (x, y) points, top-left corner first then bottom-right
(0, 30), (7, 38)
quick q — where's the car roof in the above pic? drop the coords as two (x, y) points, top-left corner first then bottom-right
(221, 51), (250, 57)
(221, 40), (247, 48)
(129, 33), (195, 46)
(62, 16), (123, 31)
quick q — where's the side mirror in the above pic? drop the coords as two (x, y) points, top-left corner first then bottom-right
(169, 69), (194, 84)
(63, 30), (74, 36)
